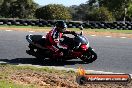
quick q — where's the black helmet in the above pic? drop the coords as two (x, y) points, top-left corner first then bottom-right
(55, 21), (67, 32)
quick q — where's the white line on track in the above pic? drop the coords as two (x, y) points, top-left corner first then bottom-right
(120, 37), (127, 39)
(105, 36), (112, 38)
(29, 31), (35, 33)
(91, 35), (96, 36)
(5, 30), (12, 32)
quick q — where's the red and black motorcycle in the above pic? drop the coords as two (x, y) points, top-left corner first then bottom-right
(26, 27), (97, 63)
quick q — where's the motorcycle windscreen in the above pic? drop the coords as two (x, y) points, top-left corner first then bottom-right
(74, 36), (88, 44)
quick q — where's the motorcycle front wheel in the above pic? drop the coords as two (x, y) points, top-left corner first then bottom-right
(80, 47), (97, 63)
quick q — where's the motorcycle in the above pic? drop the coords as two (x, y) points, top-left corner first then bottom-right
(26, 26), (97, 63)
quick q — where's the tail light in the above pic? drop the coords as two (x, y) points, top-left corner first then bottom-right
(81, 44), (88, 51)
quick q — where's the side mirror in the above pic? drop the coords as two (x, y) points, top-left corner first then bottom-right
(79, 25), (83, 30)
(79, 25), (83, 35)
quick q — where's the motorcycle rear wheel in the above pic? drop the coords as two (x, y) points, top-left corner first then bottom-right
(34, 48), (47, 61)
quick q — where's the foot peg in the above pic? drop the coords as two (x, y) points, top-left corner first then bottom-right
(26, 50), (35, 55)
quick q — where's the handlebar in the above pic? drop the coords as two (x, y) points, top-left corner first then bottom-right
(64, 25), (84, 36)
(79, 25), (84, 30)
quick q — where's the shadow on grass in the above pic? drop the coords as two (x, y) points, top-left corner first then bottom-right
(0, 58), (87, 66)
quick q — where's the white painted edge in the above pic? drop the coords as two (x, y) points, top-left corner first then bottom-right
(120, 37), (127, 39)
(29, 31), (35, 32)
(105, 36), (111, 38)
(5, 30), (12, 31)
(91, 35), (96, 36)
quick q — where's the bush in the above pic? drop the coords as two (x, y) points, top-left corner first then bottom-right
(84, 7), (115, 21)
(35, 4), (72, 20)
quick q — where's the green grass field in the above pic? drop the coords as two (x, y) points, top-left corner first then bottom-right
(0, 80), (35, 88)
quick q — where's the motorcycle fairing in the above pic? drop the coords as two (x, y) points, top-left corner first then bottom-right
(26, 34), (46, 49)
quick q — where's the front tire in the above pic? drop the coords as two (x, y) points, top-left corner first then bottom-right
(80, 47), (97, 63)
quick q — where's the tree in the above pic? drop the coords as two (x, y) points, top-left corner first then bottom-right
(0, 0), (4, 17)
(0, 0), (4, 5)
(127, 2), (132, 20)
(10, 0), (38, 18)
(0, 0), (16, 17)
(76, 3), (90, 20)
(0, 0), (38, 18)
(87, 0), (131, 20)
(84, 7), (115, 21)
(35, 4), (72, 20)
(68, 5), (78, 20)
(68, 1), (99, 21)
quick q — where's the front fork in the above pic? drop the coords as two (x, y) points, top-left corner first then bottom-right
(80, 47), (96, 57)
(87, 47), (96, 54)
(26, 44), (36, 55)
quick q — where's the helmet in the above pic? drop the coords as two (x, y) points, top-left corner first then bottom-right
(55, 21), (67, 32)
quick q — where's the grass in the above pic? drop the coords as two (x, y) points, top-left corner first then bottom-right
(0, 25), (132, 34)
(0, 64), (35, 88)
(0, 25), (51, 29)
(0, 80), (34, 88)
(0, 64), (77, 76)
(11, 65), (75, 75)
(0, 64), (76, 88)
(86, 29), (132, 34)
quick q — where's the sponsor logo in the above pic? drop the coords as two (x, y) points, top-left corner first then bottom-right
(76, 67), (131, 85)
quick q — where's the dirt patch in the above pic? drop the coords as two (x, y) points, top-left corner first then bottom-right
(10, 70), (79, 88)
(0, 27), (132, 38)
(9, 70), (132, 88)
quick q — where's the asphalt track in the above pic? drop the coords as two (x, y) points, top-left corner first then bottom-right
(0, 30), (132, 74)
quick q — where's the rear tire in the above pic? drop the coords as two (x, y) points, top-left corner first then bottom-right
(35, 55), (45, 61)
(34, 49), (46, 61)
(80, 47), (97, 63)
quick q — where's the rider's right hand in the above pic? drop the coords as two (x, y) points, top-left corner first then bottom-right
(70, 31), (76, 35)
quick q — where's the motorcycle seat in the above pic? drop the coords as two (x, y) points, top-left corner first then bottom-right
(28, 35), (46, 46)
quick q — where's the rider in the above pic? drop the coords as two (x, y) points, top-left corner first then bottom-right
(46, 21), (76, 56)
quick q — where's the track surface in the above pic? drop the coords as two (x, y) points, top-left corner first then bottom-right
(0, 30), (132, 74)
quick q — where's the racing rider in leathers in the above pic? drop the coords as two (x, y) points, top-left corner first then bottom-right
(46, 21), (76, 57)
